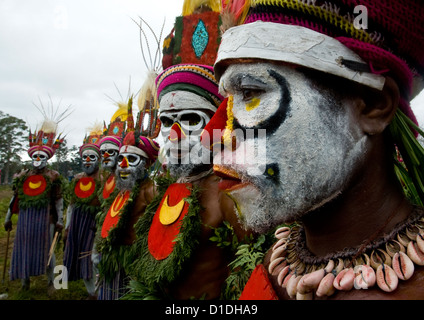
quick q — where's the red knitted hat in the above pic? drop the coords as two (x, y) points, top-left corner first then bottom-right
(218, 0), (424, 124)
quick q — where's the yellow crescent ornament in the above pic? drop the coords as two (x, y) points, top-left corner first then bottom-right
(79, 181), (93, 192)
(105, 177), (114, 190)
(110, 194), (128, 218)
(29, 181), (42, 189)
(159, 195), (185, 225)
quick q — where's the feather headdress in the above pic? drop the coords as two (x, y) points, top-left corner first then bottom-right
(28, 95), (73, 159)
(133, 17), (165, 139)
(80, 121), (103, 156)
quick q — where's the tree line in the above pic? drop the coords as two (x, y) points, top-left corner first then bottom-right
(0, 110), (81, 184)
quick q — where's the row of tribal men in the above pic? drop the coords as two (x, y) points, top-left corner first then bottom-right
(6, 0), (424, 301)
(3, 61), (253, 300)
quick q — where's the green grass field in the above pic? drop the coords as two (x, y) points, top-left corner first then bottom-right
(0, 185), (89, 300)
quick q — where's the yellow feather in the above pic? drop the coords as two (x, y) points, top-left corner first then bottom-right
(86, 121), (104, 136)
(40, 119), (58, 134)
(110, 102), (128, 122)
(182, 0), (221, 15)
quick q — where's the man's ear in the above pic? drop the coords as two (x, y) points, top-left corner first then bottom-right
(357, 77), (400, 135)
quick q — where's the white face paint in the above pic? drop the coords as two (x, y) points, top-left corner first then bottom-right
(115, 152), (147, 191)
(159, 91), (214, 178)
(100, 143), (119, 171)
(81, 149), (100, 175)
(215, 62), (370, 233)
(31, 151), (49, 170)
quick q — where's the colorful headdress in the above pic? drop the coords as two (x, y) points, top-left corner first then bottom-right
(134, 17), (164, 139)
(162, 0), (223, 69)
(215, 0), (424, 124)
(211, 0), (424, 205)
(156, 63), (224, 112)
(79, 122), (103, 157)
(28, 121), (64, 159)
(28, 97), (72, 159)
(155, 0), (225, 113)
(120, 96), (160, 166)
(98, 100), (127, 150)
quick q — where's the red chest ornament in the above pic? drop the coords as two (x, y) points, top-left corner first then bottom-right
(239, 264), (279, 300)
(23, 175), (47, 197)
(148, 183), (192, 260)
(101, 190), (131, 238)
(74, 177), (96, 199)
(102, 175), (116, 200)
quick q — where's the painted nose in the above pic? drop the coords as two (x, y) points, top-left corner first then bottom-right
(120, 156), (129, 168)
(200, 97), (236, 151)
(169, 122), (186, 143)
(85, 156), (92, 162)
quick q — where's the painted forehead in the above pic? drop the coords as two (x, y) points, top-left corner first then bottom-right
(82, 149), (99, 157)
(100, 142), (120, 151)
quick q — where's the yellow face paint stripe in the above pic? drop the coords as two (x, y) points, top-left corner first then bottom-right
(225, 192), (243, 220)
(223, 95), (235, 149)
(245, 97), (261, 111)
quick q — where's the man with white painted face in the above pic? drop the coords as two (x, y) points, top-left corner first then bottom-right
(96, 98), (160, 300)
(202, 0), (424, 300)
(97, 112), (126, 222)
(128, 0), (254, 300)
(4, 115), (65, 293)
(63, 128), (102, 299)
(130, 65), (251, 299)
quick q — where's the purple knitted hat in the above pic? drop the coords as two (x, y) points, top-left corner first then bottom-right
(155, 63), (224, 111)
(228, 0), (424, 124)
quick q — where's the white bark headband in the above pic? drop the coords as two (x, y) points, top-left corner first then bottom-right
(119, 145), (149, 159)
(214, 21), (386, 91)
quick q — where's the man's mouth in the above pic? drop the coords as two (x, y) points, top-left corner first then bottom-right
(213, 165), (248, 191)
(119, 172), (130, 180)
(169, 148), (189, 159)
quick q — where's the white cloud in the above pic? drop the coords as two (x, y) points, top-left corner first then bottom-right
(0, 0), (182, 153)
(1, 0), (423, 163)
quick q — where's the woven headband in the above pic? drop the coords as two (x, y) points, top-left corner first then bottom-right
(28, 145), (55, 159)
(241, 0), (424, 100)
(156, 64), (224, 109)
(99, 135), (122, 149)
(120, 132), (159, 165)
(79, 143), (100, 157)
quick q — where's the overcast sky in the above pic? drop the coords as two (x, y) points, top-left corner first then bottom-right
(1, 0), (424, 161)
(0, 0), (183, 158)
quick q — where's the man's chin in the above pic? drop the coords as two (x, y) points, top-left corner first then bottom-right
(167, 163), (212, 178)
(223, 183), (275, 233)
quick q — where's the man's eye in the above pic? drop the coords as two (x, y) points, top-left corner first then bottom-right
(180, 114), (201, 126)
(160, 116), (174, 128)
(128, 155), (138, 163)
(117, 155), (124, 162)
(241, 88), (264, 101)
